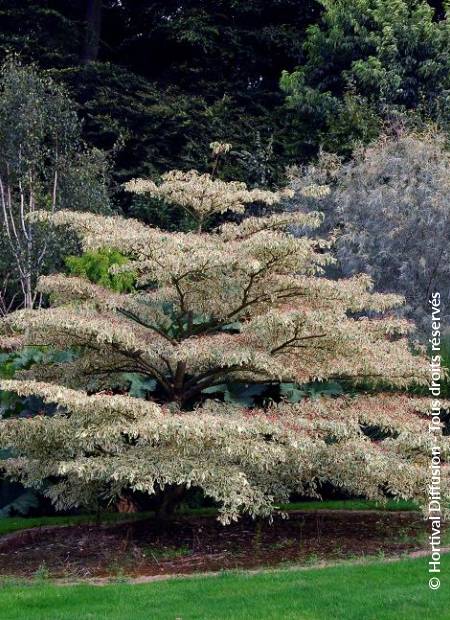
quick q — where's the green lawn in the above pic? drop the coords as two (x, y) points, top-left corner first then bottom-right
(278, 499), (418, 512)
(0, 499), (418, 536)
(0, 556), (448, 620)
(0, 511), (153, 537)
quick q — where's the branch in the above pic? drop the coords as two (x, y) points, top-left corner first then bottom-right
(271, 333), (327, 355)
(117, 307), (177, 345)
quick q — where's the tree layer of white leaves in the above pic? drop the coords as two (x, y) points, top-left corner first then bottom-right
(0, 147), (447, 522)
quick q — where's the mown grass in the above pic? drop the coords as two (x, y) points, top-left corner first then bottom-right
(0, 499), (419, 537)
(0, 512), (153, 537)
(0, 555), (448, 620)
(278, 499), (418, 512)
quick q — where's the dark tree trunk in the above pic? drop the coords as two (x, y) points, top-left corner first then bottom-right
(155, 484), (187, 521)
(82, 0), (102, 64)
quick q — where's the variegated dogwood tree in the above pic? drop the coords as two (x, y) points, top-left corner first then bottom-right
(0, 152), (448, 522)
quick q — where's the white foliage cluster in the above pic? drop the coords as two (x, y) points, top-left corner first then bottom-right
(0, 165), (445, 521)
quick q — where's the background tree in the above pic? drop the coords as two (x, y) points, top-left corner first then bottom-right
(0, 0), (83, 68)
(0, 0), (321, 196)
(3, 0), (450, 195)
(288, 129), (450, 332)
(0, 157), (444, 522)
(281, 0), (450, 156)
(82, 0), (102, 64)
(0, 58), (110, 313)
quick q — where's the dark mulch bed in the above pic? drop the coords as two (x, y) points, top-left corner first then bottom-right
(0, 510), (434, 578)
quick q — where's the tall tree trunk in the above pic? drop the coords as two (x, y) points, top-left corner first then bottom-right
(82, 0), (102, 64)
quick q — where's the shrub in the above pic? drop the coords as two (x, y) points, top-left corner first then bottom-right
(289, 129), (450, 333)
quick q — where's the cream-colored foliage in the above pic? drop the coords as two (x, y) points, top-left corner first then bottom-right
(123, 161), (293, 229)
(1, 170), (445, 521)
(123, 171), (290, 219)
(1, 379), (447, 522)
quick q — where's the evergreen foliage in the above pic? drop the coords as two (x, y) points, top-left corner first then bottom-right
(281, 0), (450, 155)
(0, 1), (321, 190)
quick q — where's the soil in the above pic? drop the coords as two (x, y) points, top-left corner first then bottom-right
(0, 510), (439, 579)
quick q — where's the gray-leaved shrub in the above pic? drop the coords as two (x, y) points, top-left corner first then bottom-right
(289, 130), (450, 333)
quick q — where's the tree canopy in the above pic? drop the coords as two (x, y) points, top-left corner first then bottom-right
(0, 0), (321, 189)
(0, 156), (445, 522)
(288, 129), (450, 331)
(2, 1), (450, 193)
(281, 0), (450, 155)
(0, 58), (110, 313)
